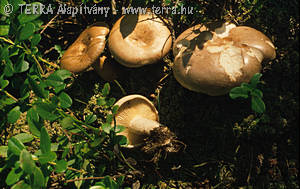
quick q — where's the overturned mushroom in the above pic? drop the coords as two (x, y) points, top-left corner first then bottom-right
(113, 94), (182, 154)
(173, 22), (276, 96)
(108, 13), (172, 67)
(60, 22), (109, 73)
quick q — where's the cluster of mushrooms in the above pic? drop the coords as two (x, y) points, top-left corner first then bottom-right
(60, 12), (276, 152)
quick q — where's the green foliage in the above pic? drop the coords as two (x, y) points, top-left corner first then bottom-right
(0, 2), (129, 187)
(230, 73), (266, 113)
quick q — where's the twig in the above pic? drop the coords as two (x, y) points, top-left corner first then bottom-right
(38, 56), (60, 69)
(22, 42), (45, 75)
(40, 14), (59, 34)
(65, 175), (124, 183)
(247, 147), (254, 184)
(65, 176), (105, 183)
(0, 89), (18, 102)
(114, 80), (126, 95)
(119, 150), (136, 170)
(158, 73), (170, 84)
(111, 0), (117, 15)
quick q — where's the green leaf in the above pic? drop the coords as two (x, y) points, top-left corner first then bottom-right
(241, 83), (253, 90)
(0, 25), (9, 36)
(27, 75), (46, 98)
(33, 167), (45, 188)
(0, 0), (9, 16)
(85, 114), (97, 124)
(14, 133), (34, 143)
(90, 137), (105, 148)
(250, 73), (262, 88)
(55, 160), (67, 173)
(106, 97), (116, 107)
(103, 176), (118, 189)
(50, 69), (72, 81)
(11, 180), (31, 189)
(20, 149), (35, 174)
(4, 59), (14, 77)
(8, 0), (24, 13)
(229, 86), (250, 99)
(102, 83), (110, 96)
(251, 88), (263, 98)
(112, 105), (119, 115)
(60, 116), (74, 129)
(58, 92), (72, 108)
(17, 2), (42, 24)
(97, 97), (106, 106)
(102, 123), (111, 134)
(8, 137), (25, 155)
(7, 106), (21, 124)
(54, 45), (64, 58)
(116, 175), (125, 186)
(27, 108), (42, 136)
(38, 151), (57, 164)
(115, 125), (126, 133)
(0, 146), (8, 158)
(35, 102), (58, 121)
(31, 34), (41, 47)
(9, 47), (20, 57)
(18, 22), (35, 41)
(0, 96), (16, 108)
(0, 75), (9, 89)
(31, 19), (43, 32)
(40, 127), (51, 154)
(5, 167), (23, 186)
(115, 135), (128, 145)
(46, 70), (71, 94)
(251, 96), (265, 114)
(106, 114), (113, 124)
(15, 54), (29, 73)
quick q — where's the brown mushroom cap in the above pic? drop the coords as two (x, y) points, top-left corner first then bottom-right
(60, 22), (110, 73)
(173, 23), (276, 96)
(113, 94), (159, 148)
(228, 26), (276, 60)
(108, 13), (172, 67)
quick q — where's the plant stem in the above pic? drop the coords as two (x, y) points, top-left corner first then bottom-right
(113, 80), (126, 95)
(0, 89), (18, 102)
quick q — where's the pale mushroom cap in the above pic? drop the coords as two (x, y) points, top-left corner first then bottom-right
(113, 94), (159, 147)
(108, 13), (172, 67)
(173, 23), (275, 96)
(60, 22), (110, 73)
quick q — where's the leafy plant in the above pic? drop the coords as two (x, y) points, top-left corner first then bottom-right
(0, 1), (129, 188)
(230, 73), (266, 113)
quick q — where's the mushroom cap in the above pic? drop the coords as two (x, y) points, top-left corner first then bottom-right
(60, 22), (110, 73)
(228, 26), (276, 60)
(172, 23), (276, 96)
(108, 13), (172, 67)
(113, 94), (159, 148)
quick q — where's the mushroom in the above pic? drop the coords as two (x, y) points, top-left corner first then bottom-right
(112, 94), (181, 153)
(92, 55), (123, 81)
(172, 22), (276, 96)
(108, 13), (172, 68)
(60, 22), (110, 73)
(113, 94), (160, 148)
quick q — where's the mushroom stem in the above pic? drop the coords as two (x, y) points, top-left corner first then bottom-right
(129, 115), (160, 135)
